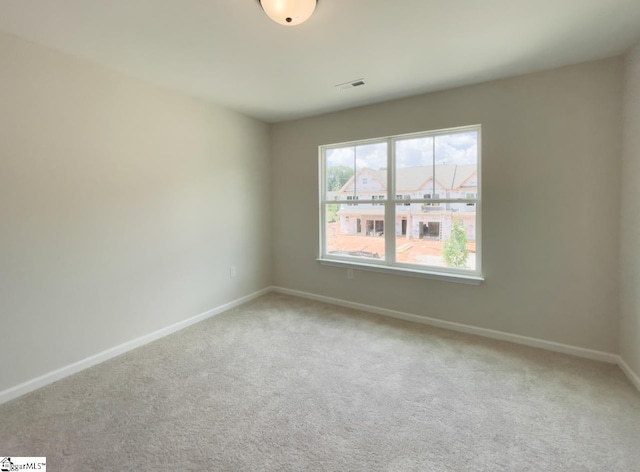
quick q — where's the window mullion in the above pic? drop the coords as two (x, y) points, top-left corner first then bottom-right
(385, 139), (396, 266)
(319, 147), (326, 259)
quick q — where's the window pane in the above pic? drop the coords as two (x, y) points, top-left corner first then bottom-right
(395, 208), (477, 270)
(326, 147), (355, 198)
(395, 136), (434, 196)
(325, 203), (385, 260)
(326, 142), (387, 200)
(435, 131), (478, 166)
(434, 131), (478, 201)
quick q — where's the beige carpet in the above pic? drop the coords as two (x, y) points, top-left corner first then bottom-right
(1, 292), (639, 471)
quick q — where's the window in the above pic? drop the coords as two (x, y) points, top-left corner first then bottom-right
(466, 193), (476, 206)
(423, 193), (440, 207)
(319, 125), (481, 281)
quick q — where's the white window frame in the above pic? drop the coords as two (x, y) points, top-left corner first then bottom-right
(318, 125), (483, 284)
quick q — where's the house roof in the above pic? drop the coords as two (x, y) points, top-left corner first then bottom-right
(342, 165), (476, 193)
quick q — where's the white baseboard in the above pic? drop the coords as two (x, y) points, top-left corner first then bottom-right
(0, 287), (271, 406)
(617, 356), (640, 392)
(272, 287), (640, 392)
(271, 286), (620, 365)
(3, 285), (637, 405)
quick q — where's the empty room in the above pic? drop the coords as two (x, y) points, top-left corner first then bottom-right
(1, 0), (640, 470)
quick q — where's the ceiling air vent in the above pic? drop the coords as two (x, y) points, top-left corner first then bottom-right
(335, 79), (367, 91)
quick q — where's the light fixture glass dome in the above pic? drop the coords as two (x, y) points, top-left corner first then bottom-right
(259, 0), (317, 26)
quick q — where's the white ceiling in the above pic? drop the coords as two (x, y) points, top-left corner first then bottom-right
(1, 0), (639, 123)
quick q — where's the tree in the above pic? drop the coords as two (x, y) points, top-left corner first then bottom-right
(326, 166), (355, 223)
(443, 219), (469, 268)
(327, 203), (340, 223)
(327, 165), (354, 191)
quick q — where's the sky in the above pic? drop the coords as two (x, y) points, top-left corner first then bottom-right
(325, 131), (478, 172)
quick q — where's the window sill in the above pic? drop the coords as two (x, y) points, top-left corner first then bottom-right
(317, 258), (484, 285)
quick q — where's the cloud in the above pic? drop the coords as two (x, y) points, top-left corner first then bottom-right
(326, 142), (387, 171)
(325, 130), (478, 171)
(435, 132), (478, 165)
(396, 137), (433, 167)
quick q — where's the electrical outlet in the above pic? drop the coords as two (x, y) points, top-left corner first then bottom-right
(347, 268), (354, 279)
(230, 265), (237, 278)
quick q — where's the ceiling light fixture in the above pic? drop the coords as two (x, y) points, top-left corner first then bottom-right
(258, 0), (317, 26)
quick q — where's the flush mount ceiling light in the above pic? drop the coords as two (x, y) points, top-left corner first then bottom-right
(258, 0), (317, 26)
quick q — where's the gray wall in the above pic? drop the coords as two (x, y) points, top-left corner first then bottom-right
(271, 58), (623, 353)
(0, 32), (271, 392)
(1, 28), (632, 396)
(620, 41), (640, 378)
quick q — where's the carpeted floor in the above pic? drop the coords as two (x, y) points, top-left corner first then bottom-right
(2, 292), (640, 471)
